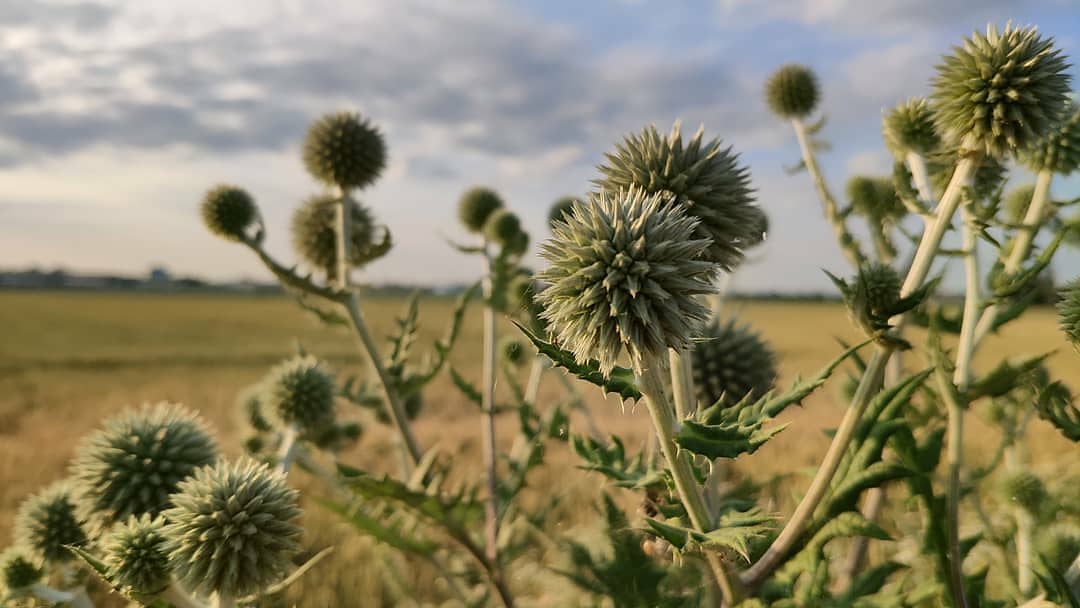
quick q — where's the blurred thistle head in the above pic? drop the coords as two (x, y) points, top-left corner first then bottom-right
(882, 98), (941, 158)
(1037, 522), (1080, 574)
(536, 188), (717, 374)
(931, 24), (1071, 158)
(1002, 183), (1038, 224)
(71, 402), (218, 533)
(237, 384), (273, 433)
(501, 336), (528, 366)
(260, 354), (336, 432)
(1022, 99), (1080, 174)
(764, 64), (820, 119)
(1001, 470), (1046, 514)
(930, 152), (1006, 202)
(690, 318), (778, 408)
(0, 546), (42, 593)
(484, 208), (524, 248)
(306, 419), (363, 452)
(291, 193), (386, 276)
(103, 515), (171, 596)
(302, 111), (387, 190)
(595, 121), (760, 269)
(1058, 279), (1080, 350)
(162, 458), (303, 598)
(846, 176), (905, 220)
(201, 185), (257, 241)
(744, 206), (769, 248)
(14, 481), (87, 564)
(458, 187), (504, 233)
(548, 196), (580, 228)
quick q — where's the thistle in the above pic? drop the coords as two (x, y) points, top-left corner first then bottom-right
(14, 481), (87, 564)
(162, 459), (303, 598)
(484, 208), (524, 249)
(930, 24), (1071, 157)
(0, 547), (42, 593)
(103, 515), (171, 596)
(1022, 100), (1080, 175)
(1001, 470), (1046, 514)
(595, 122), (760, 269)
(71, 403), (218, 532)
(690, 318), (778, 408)
(458, 187), (504, 233)
(882, 98), (940, 158)
(828, 262), (922, 341)
(501, 337), (527, 366)
(237, 384), (273, 433)
(302, 111), (387, 190)
(1058, 279), (1080, 349)
(548, 196), (580, 227)
(846, 176), (905, 220)
(536, 188), (717, 374)
(291, 193), (383, 276)
(1003, 184), (1037, 224)
(764, 64), (820, 119)
(200, 185), (257, 241)
(260, 354), (336, 433)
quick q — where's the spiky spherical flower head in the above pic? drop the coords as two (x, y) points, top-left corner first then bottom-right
(690, 318), (778, 408)
(882, 98), (940, 158)
(484, 208), (523, 248)
(501, 337), (527, 366)
(14, 482), (87, 564)
(71, 403), (218, 533)
(201, 185), (257, 241)
(237, 385), (272, 433)
(536, 188), (717, 374)
(1001, 470), (1046, 514)
(0, 547), (42, 592)
(931, 24), (1071, 158)
(302, 112), (386, 190)
(162, 458), (303, 598)
(260, 355), (335, 432)
(1022, 100), (1080, 174)
(861, 263), (902, 317)
(1003, 184), (1037, 224)
(103, 515), (170, 596)
(596, 122), (759, 269)
(290, 194), (380, 275)
(765, 64), (820, 119)
(458, 187), (504, 233)
(548, 196), (579, 228)
(1058, 279), (1080, 350)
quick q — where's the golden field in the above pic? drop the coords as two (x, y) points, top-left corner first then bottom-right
(0, 290), (1075, 606)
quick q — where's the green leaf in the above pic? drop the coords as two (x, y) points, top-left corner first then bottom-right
(316, 498), (437, 555)
(675, 418), (788, 460)
(645, 509), (775, 562)
(571, 435), (665, 489)
(514, 321), (641, 401)
(779, 512), (891, 580)
(836, 561), (906, 603)
(448, 366), (483, 407)
(967, 352), (1052, 400)
(827, 462), (912, 518)
(246, 547), (335, 599)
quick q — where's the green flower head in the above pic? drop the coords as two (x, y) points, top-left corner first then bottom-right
(458, 187), (504, 233)
(0, 547), (42, 592)
(14, 481), (87, 564)
(1058, 279), (1080, 350)
(103, 515), (171, 596)
(548, 196), (580, 228)
(201, 185), (257, 241)
(1022, 100), (1080, 174)
(484, 208), (524, 248)
(536, 188), (717, 374)
(595, 121), (760, 269)
(291, 194), (386, 276)
(501, 337), (528, 366)
(302, 111), (387, 190)
(765, 64), (820, 119)
(846, 176), (905, 220)
(1001, 470), (1046, 514)
(931, 24), (1072, 158)
(690, 318), (778, 408)
(162, 458), (303, 598)
(882, 98), (941, 158)
(260, 354), (336, 432)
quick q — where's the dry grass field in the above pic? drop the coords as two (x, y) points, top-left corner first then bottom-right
(0, 290), (1075, 606)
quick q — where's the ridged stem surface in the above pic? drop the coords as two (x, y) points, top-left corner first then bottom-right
(480, 249), (501, 568)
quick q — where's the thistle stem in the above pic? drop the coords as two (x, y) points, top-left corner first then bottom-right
(275, 424), (300, 475)
(636, 362), (742, 605)
(524, 355), (547, 405)
(668, 348), (697, 420)
(906, 151), (936, 209)
(480, 248), (501, 566)
(30, 583), (76, 604)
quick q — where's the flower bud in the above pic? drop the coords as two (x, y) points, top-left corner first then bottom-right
(882, 98), (940, 158)
(765, 64), (820, 119)
(458, 187), (504, 233)
(201, 185), (257, 241)
(1022, 100), (1080, 175)
(302, 112), (387, 190)
(690, 318), (778, 408)
(14, 481), (87, 564)
(103, 515), (171, 596)
(260, 355), (336, 432)
(0, 547), (42, 592)
(501, 337), (527, 366)
(484, 208), (523, 248)
(290, 194), (383, 275)
(1001, 470), (1046, 514)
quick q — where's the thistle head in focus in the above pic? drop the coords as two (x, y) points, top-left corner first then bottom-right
(71, 402), (218, 533)
(201, 185), (257, 242)
(548, 196), (579, 228)
(536, 188), (718, 374)
(1022, 99), (1080, 175)
(1058, 279), (1080, 350)
(458, 187), (504, 233)
(162, 458), (303, 598)
(291, 194), (387, 276)
(930, 24), (1072, 158)
(1001, 470), (1046, 514)
(260, 354), (336, 432)
(0, 547), (42, 594)
(765, 64), (820, 119)
(828, 262), (923, 342)
(103, 515), (171, 596)
(882, 98), (940, 158)
(14, 481), (87, 564)
(595, 122), (760, 269)
(302, 111), (387, 190)
(690, 318), (778, 408)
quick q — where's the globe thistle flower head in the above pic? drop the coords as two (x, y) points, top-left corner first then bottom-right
(0, 547), (42, 592)
(536, 188), (718, 374)
(104, 515), (171, 596)
(882, 98), (940, 158)
(501, 337), (527, 366)
(458, 187), (504, 233)
(548, 196), (580, 228)
(14, 481), (87, 564)
(931, 24), (1072, 158)
(1058, 279), (1080, 350)
(71, 402), (218, 533)
(201, 185), (257, 241)
(302, 111), (387, 190)
(260, 354), (336, 432)
(829, 262), (918, 340)
(1001, 470), (1046, 514)
(162, 458), (303, 598)
(690, 318), (778, 408)
(595, 121), (760, 269)
(484, 208), (523, 248)
(290, 194), (382, 276)
(765, 64), (820, 119)
(1022, 100), (1080, 174)
(237, 384), (273, 433)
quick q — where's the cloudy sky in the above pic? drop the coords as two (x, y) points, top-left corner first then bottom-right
(2, 0), (1079, 292)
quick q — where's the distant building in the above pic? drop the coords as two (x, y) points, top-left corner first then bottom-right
(147, 266), (172, 287)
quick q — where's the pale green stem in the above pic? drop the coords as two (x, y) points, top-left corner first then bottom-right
(524, 355), (547, 405)
(1005, 437), (1036, 596)
(30, 583), (76, 604)
(480, 248), (500, 566)
(668, 347), (697, 420)
(906, 151), (936, 211)
(275, 424), (300, 475)
(636, 362), (743, 605)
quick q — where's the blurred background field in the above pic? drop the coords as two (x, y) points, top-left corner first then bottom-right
(0, 290), (1076, 605)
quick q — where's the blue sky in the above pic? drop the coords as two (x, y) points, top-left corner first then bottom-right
(1, 0), (1078, 291)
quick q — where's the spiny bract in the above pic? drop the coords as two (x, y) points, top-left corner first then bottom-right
(200, 184), (257, 241)
(1022, 100), (1080, 175)
(882, 98), (940, 158)
(765, 64), (820, 119)
(595, 121), (760, 269)
(302, 112), (387, 190)
(548, 196), (580, 228)
(162, 458), (303, 598)
(536, 188), (717, 374)
(14, 481), (87, 564)
(71, 402), (218, 533)
(290, 193), (382, 276)
(458, 187), (504, 233)
(930, 24), (1072, 158)
(103, 515), (171, 596)
(690, 318), (778, 408)
(0, 546), (42, 592)
(1058, 279), (1080, 350)
(260, 354), (336, 432)
(1001, 470), (1046, 514)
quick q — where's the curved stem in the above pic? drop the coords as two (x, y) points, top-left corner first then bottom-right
(524, 355), (546, 405)
(275, 425), (300, 475)
(669, 348), (697, 420)
(480, 249), (500, 565)
(906, 151), (936, 210)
